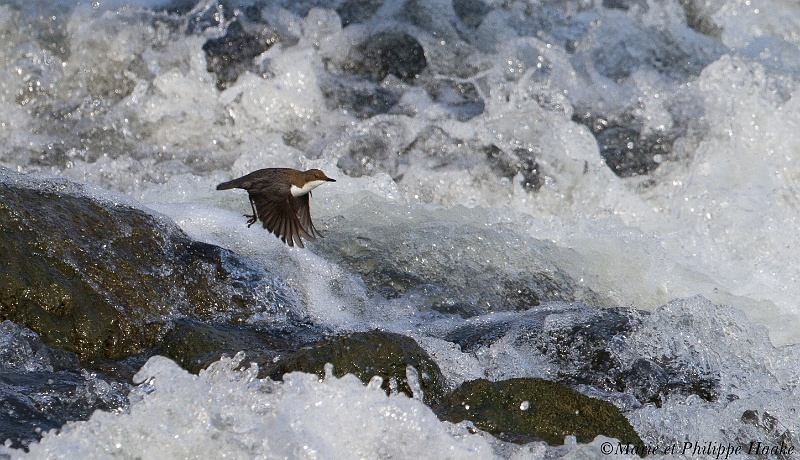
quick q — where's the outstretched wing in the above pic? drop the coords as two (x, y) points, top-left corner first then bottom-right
(247, 180), (315, 248)
(295, 193), (323, 239)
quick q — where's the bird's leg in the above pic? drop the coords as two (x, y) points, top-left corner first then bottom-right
(245, 198), (258, 227)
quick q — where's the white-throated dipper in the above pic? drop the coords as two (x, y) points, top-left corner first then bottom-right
(217, 168), (336, 248)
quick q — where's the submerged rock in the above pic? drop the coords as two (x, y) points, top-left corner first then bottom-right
(0, 320), (80, 373)
(320, 75), (402, 119)
(0, 170), (297, 361)
(265, 330), (448, 406)
(453, 0), (492, 29)
(316, 203), (606, 317)
(0, 321), (129, 449)
(336, 0), (385, 26)
(573, 113), (675, 178)
(484, 144), (543, 191)
(202, 19), (278, 90)
(343, 31), (427, 83)
(445, 302), (720, 406)
(435, 378), (643, 447)
(594, 126), (671, 178)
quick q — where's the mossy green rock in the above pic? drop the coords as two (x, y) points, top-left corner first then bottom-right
(435, 378), (643, 447)
(266, 330), (447, 406)
(0, 172), (293, 361)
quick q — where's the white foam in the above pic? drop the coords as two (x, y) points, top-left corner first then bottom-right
(3, 354), (496, 459)
(625, 298), (800, 455)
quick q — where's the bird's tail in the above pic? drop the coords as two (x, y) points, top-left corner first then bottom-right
(216, 179), (241, 190)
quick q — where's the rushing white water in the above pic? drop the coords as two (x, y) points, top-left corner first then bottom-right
(2, 0), (800, 457)
(16, 354), (498, 459)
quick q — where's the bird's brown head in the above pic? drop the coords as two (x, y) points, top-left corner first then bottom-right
(303, 169), (336, 183)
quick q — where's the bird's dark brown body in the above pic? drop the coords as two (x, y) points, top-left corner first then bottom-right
(217, 168), (335, 248)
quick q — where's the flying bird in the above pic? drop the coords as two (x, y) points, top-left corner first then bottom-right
(217, 168), (336, 248)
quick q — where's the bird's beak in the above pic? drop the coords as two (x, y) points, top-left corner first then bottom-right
(327, 177), (336, 182)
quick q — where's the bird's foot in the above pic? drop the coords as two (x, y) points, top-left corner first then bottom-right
(244, 214), (258, 227)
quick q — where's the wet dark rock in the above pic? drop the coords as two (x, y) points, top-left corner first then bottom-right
(202, 19), (278, 90)
(619, 358), (669, 404)
(741, 410), (779, 433)
(485, 144), (543, 191)
(336, 0), (385, 26)
(0, 322), (129, 450)
(344, 31), (427, 83)
(0, 171), (296, 361)
(595, 126), (662, 177)
(158, 319), (325, 374)
(533, 307), (637, 376)
(1, 369), (129, 450)
(444, 314), (528, 353)
(601, 0), (648, 11)
(265, 330), (448, 406)
(573, 114), (676, 178)
(531, 306), (719, 405)
(435, 378), (643, 447)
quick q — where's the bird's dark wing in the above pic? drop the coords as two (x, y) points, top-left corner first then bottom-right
(249, 190), (314, 248)
(295, 193), (323, 239)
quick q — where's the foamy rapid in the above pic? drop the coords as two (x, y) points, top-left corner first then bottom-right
(2, 0), (800, 457)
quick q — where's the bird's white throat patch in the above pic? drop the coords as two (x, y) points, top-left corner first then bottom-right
(291, 180), (327, 197)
